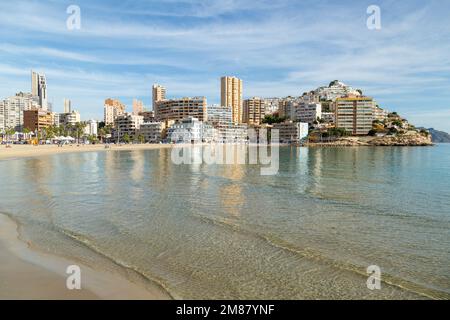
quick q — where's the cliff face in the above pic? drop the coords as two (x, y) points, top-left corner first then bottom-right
(368, 133), (433, 146)
(428, 128), (450, 143)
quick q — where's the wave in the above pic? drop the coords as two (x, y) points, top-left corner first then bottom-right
(192, 212), (450, 300)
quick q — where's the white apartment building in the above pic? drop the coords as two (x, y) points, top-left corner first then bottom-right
(84, 119), (98, 136)
(207, 104), (232, 125)
(60, 110), (81, 126)
(373, 106), (389, 122)
(31, 71), (48, 110)
(314, 80), (361, 102)
(296, 103), (322, 124)
(0, 93), (42, 132)
(272, 122), (309, 144)
(167, 117), (204, 143)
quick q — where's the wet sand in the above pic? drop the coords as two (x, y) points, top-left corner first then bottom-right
(0, 144), (176, 161)
(0, 214), (171, 300)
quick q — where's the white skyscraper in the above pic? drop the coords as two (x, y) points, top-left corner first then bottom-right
(63, 99), (72, 113)
(31, 71), (48, 110)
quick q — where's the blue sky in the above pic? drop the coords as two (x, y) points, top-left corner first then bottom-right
(0, 0), (449, 131)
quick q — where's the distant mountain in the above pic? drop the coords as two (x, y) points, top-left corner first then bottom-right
(427, 128), (450, 143)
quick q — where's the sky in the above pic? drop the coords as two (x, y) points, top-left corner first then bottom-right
(0, 0), (449, 131)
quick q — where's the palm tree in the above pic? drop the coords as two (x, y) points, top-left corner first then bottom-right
(5, 127), (15, 145)
(74, 122), (87, 144)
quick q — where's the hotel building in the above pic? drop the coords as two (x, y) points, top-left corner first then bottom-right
(154, 97), (207, 123)
(243, 97), (266, 126)
(334, 96), (374, 135)
(221, 76), (243, 124)
(104, 98), (126, 125)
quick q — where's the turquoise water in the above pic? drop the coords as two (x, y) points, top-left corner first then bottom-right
(0, 145), (449, 299)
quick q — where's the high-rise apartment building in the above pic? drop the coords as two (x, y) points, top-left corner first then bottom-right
(334, 96), (374, 135)
(104, 98), (126, 125)
(154, 97), (207, 123)
(63, 99), (72, 113)
(207, 104), (232, 125)
(132, 99), (144, 115)
(296, 103), (322, 124)
(31, 71), (48, 110)
(152, 84), (166, 110)
(243, 97), (265, 126)
(221, 76), (243, 124)
(0, 94), (39, 132)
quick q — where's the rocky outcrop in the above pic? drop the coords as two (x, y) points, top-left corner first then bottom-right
(306, 133), (433, 147)
(367, 133), (433, 146)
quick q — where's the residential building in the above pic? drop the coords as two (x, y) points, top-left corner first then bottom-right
(152, 84), (166, 109)
(52, 112), (60, 126)
(60, 110), (81, 126)
(221, 76), (243, 124)
(373, 106), (389, 122)
(243, 97), (266, 126)
(321, 112), (335, 124)
(207, 104), (232, 125)
(114, 113), (144, 141)
(154, 97), (207, 123)
(214, 122), (248, 143)
(272, 121), (309, 143)
(139, 110), (155, 123)
(84, 119), (98, 136)
(314, 80), (361, 102)
(334, 96), (374, 135)
(23, 109), (53, 132)
(104, 98), (126, 125)
(63, 99), (72, 113)
(0, 96), (25, 132)
(167, 117), (204, 143)
(132, 99), (144, 115)
(139, 122), (167, 143)
(31, 71), (48, 110)
(296, 103), (322, 124)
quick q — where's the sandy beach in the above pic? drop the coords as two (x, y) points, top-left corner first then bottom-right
(0, 143), (175, 161)
(0, 213), (171, 300)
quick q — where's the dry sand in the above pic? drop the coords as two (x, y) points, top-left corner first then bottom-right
(0, 143), (175, 161)
(0, 213), (171, 300)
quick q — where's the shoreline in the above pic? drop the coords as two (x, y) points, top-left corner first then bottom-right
(0, 144), (176, 161)
(0, 213), (171, 300)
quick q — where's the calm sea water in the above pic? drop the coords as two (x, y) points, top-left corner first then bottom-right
(0, 145), (449, 299)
